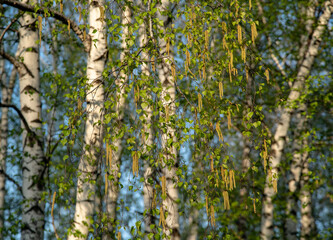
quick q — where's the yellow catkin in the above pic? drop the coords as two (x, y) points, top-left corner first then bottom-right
(188, 33), (192, 47)
(233, 67), (238, 76)
(222, 36), (227, 50)
(83, 30), (86, 41)
(78, 7), (82, 22)
(237, 24), (242, 44)
(265, 69), (270, 83)
(216, 122), (223, 142)
(51, 192), (56, 218)
(253, 198), (256, 213)
(219, 82), (223, 99)
(229, 63), (232, 82)
(249, 0), (252, 10)
(241, 46), (246, 63)
(264, 139), (268, 172)
(224, 169), (229, 188)
(229, 50), (234, 68)
(273, 179), (278, 193)
(105, 174), (108, 196)
(210, 156), (214, 172)
(223, 191), (230, 210)
(198, 93), (202, 112)
(221, 166), (225, 180)
(166, 38), (170, 56)
(222, 22), (227, 33)
(38, 16), (42, 44)
(171, 63), (176, 80)
(245, 66), (249, 81)
(151, 56), (155, 71)
(205, 30), (209, 50)
(251, 22), (257, 43)
(227, 109), (232, 129)
(132, 151), (139, 176)
(67, 20), (70, 34)
(205, 195), (209, 217)
(161, 176), (166, 197)
(117, 231), (121, 240)
(99, 6), (104, 22)
(186, 49), (190, 67)
(60, 2), (63, 14)
(152, 188), (156, 209)
(230, 170), (236, 188)
(210, 205), (215, 226)
(159, 206), (166, 230)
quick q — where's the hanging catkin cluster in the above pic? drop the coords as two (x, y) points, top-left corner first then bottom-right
(159, 206), (166, 230)
(132, 151), (139, 176)
(219, 82), (224, 99)
(106, 143), (112, 169)
(223, 191), (230, 210)
(216, 122), (224, 142)
(198, 93), (202, 112)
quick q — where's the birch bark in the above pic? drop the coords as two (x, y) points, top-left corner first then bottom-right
(16, 1), (46, 238)
(104, 2), (131, 239)
(138, 1), (154, 237)
(68, 1), (107, 239)
(260, 1), (333, 239)
(300, 144), (315, 239)
(285, 2), (316, 238)
(157, 1), (180, 239)
(0, 59), (17, 238)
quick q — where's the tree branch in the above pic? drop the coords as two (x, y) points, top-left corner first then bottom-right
(0, 169), (22, 194)
(0, 15), (20, 45)
(0, 0), (91, 52)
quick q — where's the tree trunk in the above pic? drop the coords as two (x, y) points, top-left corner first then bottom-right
(260, 1), (333, 239)
(16, 1), (46, 238)
(0, 58), (17, 239)
(138, 1), (154, 238)
(68, 1), (107, 239)
(300, 139), (315, 239)
(238, 61), (254, 239)
(285, 106), (306, 239)
(285, 2), (316, 238)
(104, 2), (131, 239)
(157, 1), (180, 239)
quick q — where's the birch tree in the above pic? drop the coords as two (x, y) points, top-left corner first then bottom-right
(260, 1), (333, 239)
(156, 1), (180, 239)
(0, 58), (17, 239)
(104, 2), (132, 238)
(68, 1), (107, 239)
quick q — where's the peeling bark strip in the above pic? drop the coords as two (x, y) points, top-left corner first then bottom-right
(157, 1), (180, 239)
(16, 0), (46, 238)
(260, 1), (333, 240)
(104, 2), (131, 239)
(0, 0), (91, 52)
(68, 0), (107, 239)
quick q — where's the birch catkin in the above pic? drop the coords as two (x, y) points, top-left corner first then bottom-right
(216, 122), (223, 142)
(223, 191), (230, 210)
(227, 109), (232, 129)
(219, 82), (223, 99)
(198, 93), (202, 112)
(38, 16), (42, 44)
(237, 24), (242, 44)
(251, 22), (257, 43)
(104, 174), (108, 196)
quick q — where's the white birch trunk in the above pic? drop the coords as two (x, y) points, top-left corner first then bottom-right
(157, 1), (180, 239)
(68, 1), (107, 239)
(138, 1), (154, 237)
(285, 106), (306, 239)
(104, 2), (131, 239)
(17, 1), (46, 238)
(0, 59), (17, 238)
(260, 1), (333, 239)
(300, 146), (315, 239)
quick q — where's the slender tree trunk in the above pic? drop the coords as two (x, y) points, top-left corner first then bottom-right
(300, 144), (315, 239)
(260, 2), (333, 239)
(157, 1), (180, 239)
(16, 1), (46, 238)
(104, 2), (131, 239)
(285, 106), (307, 239)
(285, 2), (316, 238)
(0, 58), (17, 238)
(238, 61), (254, 239)
(68, 1), (107, 239)
(138, 1), (154, 238)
